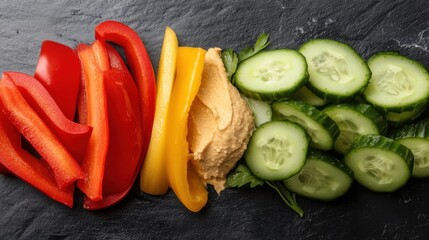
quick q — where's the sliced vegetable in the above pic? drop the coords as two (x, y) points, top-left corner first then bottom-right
(272, 100), (339, 151)
(292, 86), (327, 107)
(34, 40), (82, 120)
(235, 49), (308, 101)
(0, 164), (9, 175)
(244, 120), (309, 181)
(344, 134), (413, 192)
(363, 52), (429, 112)
(284, 149), (353, 201)
(299, 39), (371, 102)
(241, 95), (272, 127)
(83, 45), (143, 210)
(390, 118), (429, 178)
(140, 27), (178, 195)
(76, 41), (110, 201)
(0, 73), (85, 189)
(386, 105), (426, 127)
(323, 103), (387, 155)
(7, 71), (92, 162)
(0, 111), (74, 207)
(95, 20), (156, 160)
(166, 47), (208, 212)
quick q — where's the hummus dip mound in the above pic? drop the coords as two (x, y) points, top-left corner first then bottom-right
(187, 48), (255, 193)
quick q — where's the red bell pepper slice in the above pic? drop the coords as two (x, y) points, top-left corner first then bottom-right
(76, 41), (110, 201)
(0, 111), (74, 207)
(0, 74), (84, 190)
(0, 163), (9, 175)
(34, 40), (81, 120)
(83, 45), (143, 210)
(95, 20), (156, 160)
(6, 71), (92, 163)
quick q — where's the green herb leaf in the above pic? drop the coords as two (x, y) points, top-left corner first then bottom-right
(266, 181), (304, 217)
(221, 48), (238, 82)
(226, 164), (264, 188)
(238, 32), (270, 62)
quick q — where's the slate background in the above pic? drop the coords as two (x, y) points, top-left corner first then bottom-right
(1, 0), (429, 239)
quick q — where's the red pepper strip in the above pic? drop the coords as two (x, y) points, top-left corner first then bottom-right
(106, 44), (126, 71)
(0, 110), (74, 207)
(34, 40), (82, 120)
(0, 74), (84, 190)
(104, 45), (142, 194)
(0, 163), (9, 175)
(95, 20), (156, 160)
(76, 41), (110, 201)
(6, 72), (92, 163)
(84, 68), (142, 210)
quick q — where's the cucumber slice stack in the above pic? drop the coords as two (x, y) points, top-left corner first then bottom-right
(224, 35), (429, 206)
(323, 103), (387, 155)
(272, 100), (339, 151)
(284, 149), (353, 201)
(390, 118), (429, 178)
(344, 135), (413, 192)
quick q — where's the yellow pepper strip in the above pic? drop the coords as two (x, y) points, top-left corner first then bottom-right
(140, 27), (178, 195)
(166, 47), (208, 212)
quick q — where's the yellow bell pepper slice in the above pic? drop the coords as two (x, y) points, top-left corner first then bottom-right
(140, 27), (178, 195)
(166, 47), (208, 212)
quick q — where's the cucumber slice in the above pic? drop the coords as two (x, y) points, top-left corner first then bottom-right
(244, 121), (309, 181)
(272, 100), (339, 151)
(284, 149), (353, 201)
(363, 52), (429, 112)
(292, 86), (327, 107)
(234, 49), (308, 101)
(390, 118), (429, 177)
(344, 134), (413, 192)
(386, 104), (426, 127)
(299, 39), (371, 102)
(241, 95), (272, 127)
(323, 103), (387, 155)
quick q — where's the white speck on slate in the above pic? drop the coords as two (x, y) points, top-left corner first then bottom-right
(395, 28), (429, 52)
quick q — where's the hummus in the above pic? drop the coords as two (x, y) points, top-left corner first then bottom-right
(187, 48), (255, 193)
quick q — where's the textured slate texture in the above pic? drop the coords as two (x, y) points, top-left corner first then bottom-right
(1, 0), (429, 239)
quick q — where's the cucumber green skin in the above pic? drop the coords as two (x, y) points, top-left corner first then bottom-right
(345, 134), (414, 192)
(386, 105), (426, 127)
(389, 117), (429, 139)
(299, 39), (371, 102)
(306, 80), (368, 103)
(284, 149), (353, 201)
(364, 52), (429, 112)
(323, 103), (388, 135)
(348, 135), (414, 171)
(234, 49), (308, 102)
(389, 118), (429, 178)
(306, 149), (353, 177)
(272, 100), (340, 147)
(241, 94), (272, 127)
(292, 86), (327, 107)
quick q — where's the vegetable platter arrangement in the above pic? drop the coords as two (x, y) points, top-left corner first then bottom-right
(1, 1), (429, 239)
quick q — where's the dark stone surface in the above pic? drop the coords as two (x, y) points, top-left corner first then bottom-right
(1, 0), (429, 239)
